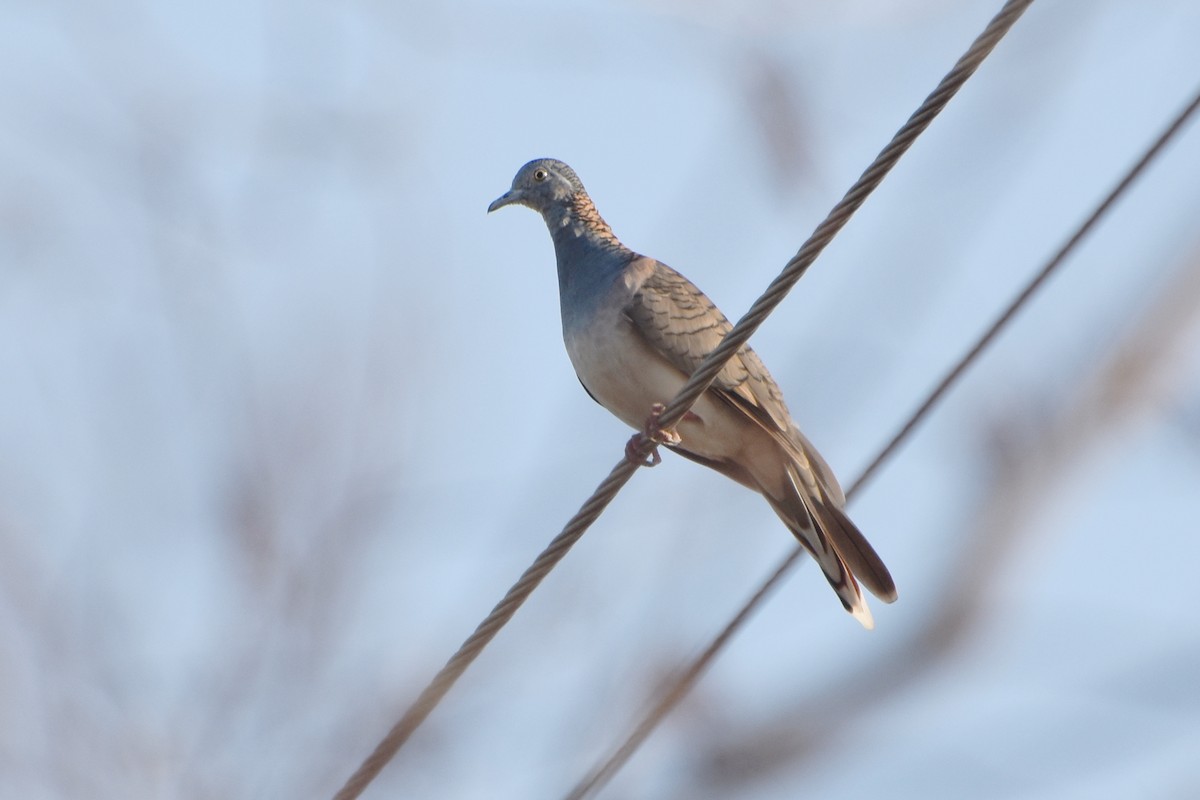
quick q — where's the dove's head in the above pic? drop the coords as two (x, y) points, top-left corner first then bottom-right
(488, 158), (586, 215)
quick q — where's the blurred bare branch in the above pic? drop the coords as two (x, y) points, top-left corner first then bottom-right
(743, 51), (816, 196)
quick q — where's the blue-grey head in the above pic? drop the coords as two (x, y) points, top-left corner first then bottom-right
(488, 158), (626, 263)
(487, 158), (588, 215)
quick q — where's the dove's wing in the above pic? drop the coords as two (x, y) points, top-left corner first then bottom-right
(624, 260), (792, 430)
(624, 258), (896, 604)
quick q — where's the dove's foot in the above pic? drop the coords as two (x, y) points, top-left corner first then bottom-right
(625, 432), (663, 466)
(625, 403), (683, 467)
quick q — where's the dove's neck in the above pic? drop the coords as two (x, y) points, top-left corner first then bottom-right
(544, 194), (627, 255)
(544, 195), (634, 326)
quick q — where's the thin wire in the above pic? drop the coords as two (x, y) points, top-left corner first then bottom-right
(331, 2), (1032, 797)
(332, 458), (641, 800)
(848, 86), (1200, 499)
(651, 0), (1034, 440)
(565, 84), (1200, 800)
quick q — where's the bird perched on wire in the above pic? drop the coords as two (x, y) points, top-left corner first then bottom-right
(488, 158), (896, 628)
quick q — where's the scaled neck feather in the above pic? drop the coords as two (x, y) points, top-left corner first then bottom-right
(543, 192), (629, 258)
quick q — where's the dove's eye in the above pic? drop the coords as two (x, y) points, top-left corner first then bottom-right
(533, 168), (549, 182)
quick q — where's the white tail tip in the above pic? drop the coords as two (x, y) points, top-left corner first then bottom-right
(851, 600), (875, 630)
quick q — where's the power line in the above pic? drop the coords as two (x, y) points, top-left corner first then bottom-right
(564, 83), (1200, 800)
(330, 1), (1033, 797)
(646, 0), (1034, 442)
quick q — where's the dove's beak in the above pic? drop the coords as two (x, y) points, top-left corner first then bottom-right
(487, 189), (523, 213)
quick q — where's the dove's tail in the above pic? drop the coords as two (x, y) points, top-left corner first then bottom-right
(762, 461), (897, 630)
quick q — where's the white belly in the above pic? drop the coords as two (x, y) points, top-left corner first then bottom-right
(563, 307), (753, 464)
(565, 310), (680, 428)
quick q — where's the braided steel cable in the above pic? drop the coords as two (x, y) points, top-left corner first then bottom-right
(331, 2), (1034, 797)
(652, 0), (1034, 439)
(565, 83), (1200, 800)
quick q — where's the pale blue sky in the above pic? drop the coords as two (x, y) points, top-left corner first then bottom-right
(1, 1), (1199, 798)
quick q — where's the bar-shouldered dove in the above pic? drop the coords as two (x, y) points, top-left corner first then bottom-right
(489, 158), (896, 628)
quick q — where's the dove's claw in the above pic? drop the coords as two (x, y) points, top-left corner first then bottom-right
(624, 403), (682, 467)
